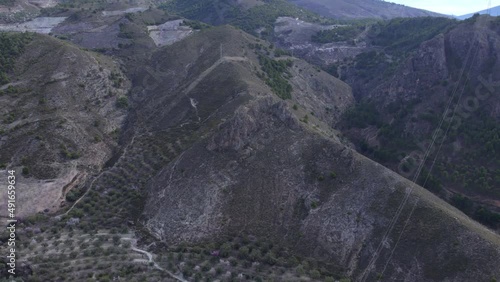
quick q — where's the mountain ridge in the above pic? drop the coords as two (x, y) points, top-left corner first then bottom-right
(287, 0), (447, 19)
(457, 5), (500, 20)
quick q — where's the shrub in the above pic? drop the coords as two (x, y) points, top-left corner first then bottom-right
(311, 201), (318, 209)
(238, 246), (250, 259)
(309, 269), (321, 279)
(296, 265), (305, 276)
(249, 249), (262, 260)
(258, 55), (293, 99)
(116, 96), (129, 109)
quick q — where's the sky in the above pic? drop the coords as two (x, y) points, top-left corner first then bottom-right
(387, 0), (500, 16)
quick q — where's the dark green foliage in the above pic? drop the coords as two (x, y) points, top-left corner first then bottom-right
(441, 111), (500, 199)
(258, 55), (293, 99)
(312, 25), (364, 44)
(181, 20), (211, 30)
(39, 6), (70, 16)
(274, 48), (291, 57)
(352, 51), (398, 80)
(342, 99), (419, 164)
(66, 187), (84, 202)
(451, 194), (474, 213)
(311, 201), (318, 209)
(0, 0), (15, 6)
(474, 207), (500, 228)
(370, 17), (456, 53)
(451, 194), (500, 228)
(417, 169), (442, 193)
(159, 0), (231, 24)
(324, 64), (339, 78)
(60, 144), (81, 159)
(0, 32), (33, 85)
(343, 102), (382, 128)
(116, 96), (129, 109)
(118, 23), (133, 39)
(109, 71), (123, 87)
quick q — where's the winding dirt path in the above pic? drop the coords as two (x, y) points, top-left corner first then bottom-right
(121, 237), (187, 282)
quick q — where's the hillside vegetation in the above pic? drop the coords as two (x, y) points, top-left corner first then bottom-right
(160, 0), (340, 39)
(369, 17), (457, 53)
(0, 32), (32, 85)
(311, 25), (364, 44)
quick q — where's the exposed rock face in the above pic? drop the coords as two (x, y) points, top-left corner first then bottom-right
(0, 16), (66, 33)
(147, 19), (193, 47)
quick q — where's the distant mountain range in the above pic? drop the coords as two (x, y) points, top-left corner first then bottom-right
(287, 0), (446, 19)
(457, 5), (500, 19)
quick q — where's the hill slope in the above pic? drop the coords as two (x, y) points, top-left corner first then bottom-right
(0, 33), (128, 220)
(334, 16), (500, 229)
(1, 8), (500, 282)
(135, 26), (500, 281)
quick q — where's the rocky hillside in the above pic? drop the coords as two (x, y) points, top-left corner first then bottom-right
(137, 26), (500, 282)
(336, 15), (500, 230)
(0, 2), (500, 282)
(0, 33), (128, 221)
(270, 14), (500, 230)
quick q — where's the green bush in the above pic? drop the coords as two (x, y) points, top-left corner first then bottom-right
(295, 265), (305, 276)
(116, 96), (129, 109)
(238, 246), (249, 259)
(309, 269), (321, 279)
(258, 55), (293, 99)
